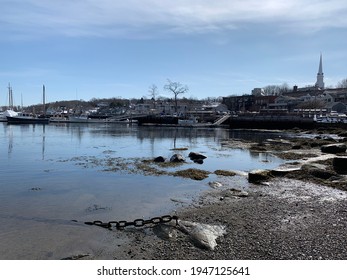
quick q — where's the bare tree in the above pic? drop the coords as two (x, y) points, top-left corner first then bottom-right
(148, 84), (159, 108)
(337, 78), (347, 88)
(148, 84), (159, 99)
(263, 83), (290, 96)
(164, 79), (189, 113)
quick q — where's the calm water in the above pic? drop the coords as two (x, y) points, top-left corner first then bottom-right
(0, 123), (285, 259)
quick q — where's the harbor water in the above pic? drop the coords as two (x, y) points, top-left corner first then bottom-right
(0, 123), (285, 259)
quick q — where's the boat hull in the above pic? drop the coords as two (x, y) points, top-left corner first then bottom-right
(6, 116), (50, 124)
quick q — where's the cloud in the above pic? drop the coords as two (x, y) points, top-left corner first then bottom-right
(2, 0), (347, 39)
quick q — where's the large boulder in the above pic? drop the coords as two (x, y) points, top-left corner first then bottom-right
(333, 157), (347, 174)
(321, 144), (346, 154)
(189, 152), (207, 164)
(153, 156), (166, 163)
(178, 220), (226, 250)
(248, 169), (272, 184)
(170, 154), (185, 163)
(188, 152), (207, 160)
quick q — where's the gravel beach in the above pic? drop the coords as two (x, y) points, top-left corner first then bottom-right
(111, 176), (347, 260)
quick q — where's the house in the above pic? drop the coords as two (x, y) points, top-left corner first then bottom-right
(324, 102), (347, 113)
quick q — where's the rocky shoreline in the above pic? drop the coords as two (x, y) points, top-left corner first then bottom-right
(73, 127), (347, 260)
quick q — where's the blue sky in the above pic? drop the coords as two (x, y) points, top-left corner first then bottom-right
(1, 0), (347, 106)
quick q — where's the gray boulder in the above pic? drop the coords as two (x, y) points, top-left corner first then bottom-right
(321, 144), (346, 154)
(170, 154), (185, 163)
(248, 169), (272, 184)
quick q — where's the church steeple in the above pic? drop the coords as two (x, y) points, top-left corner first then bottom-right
(315, 53), (324, 89)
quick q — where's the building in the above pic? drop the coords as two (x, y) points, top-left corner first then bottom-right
(223, 53), (347, 114)
(315, 53), (325, 89)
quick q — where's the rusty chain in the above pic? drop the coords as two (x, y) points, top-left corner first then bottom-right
(85, 215), (179, 230)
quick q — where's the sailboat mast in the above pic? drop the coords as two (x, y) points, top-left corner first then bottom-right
(8, 83), (13, 109)
(43, 84), (46, 116)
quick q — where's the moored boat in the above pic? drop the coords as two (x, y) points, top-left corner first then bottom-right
(7, 114), (50, 124)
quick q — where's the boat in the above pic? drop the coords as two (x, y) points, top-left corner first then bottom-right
(1, 109), (19, 121)
(6, 85), (49, 124)
(7, 113), (50, 124)
(314, 113), (347, 124)
(178, 116), (199, 125)
(68, 115), (90, 123)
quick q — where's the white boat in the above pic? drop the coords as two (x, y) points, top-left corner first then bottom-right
(0, 109), (19, 122)
(7, 113), (50, 124)
(314, 113), (347, 124)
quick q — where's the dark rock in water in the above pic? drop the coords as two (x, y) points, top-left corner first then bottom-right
(193, 159), (204, 164)
(333, 157), (347, 174)
(170, 154), (185, 163)
(321, 144), (346, 154)
(248, 169), (272, 184)
(154, 156), (166, 163)
(188, 152), (207, 160)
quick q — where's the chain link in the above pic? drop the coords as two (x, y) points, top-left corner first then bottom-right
(85, 215), (179, 230)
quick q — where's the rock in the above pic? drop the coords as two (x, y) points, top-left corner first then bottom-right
(178, 220), (226, 250)
(173, 168), (210, 180)
(153, 156), (166, 163)
(214, 170), (237, 176)
(228, 188), (249, 197)
(170, 154), (185, 163)
(188, 152), (207, 160)
(292, 145), (302, 150)
(153, 224), (177, 240)
(188, 152), (206, 164)
(301, 164), (336, 179)
(208, 181), (223, 188)
(333, 157), (347, 174)
(248, 169), (273, 184)
(321, 144), (346, 154)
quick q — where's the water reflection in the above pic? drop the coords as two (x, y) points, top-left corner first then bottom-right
(0, 123), (288, 259)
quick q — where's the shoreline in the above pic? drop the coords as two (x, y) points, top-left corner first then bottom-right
(68, 127), (347, 260)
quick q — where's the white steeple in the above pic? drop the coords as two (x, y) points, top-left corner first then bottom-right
(315, 53), (324, 89)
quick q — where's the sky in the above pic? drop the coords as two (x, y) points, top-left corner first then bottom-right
(1, 0), (347, 106)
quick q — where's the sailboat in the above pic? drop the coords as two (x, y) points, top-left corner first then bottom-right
(1, 83), (19, 121)
(7, 85), (50, 124)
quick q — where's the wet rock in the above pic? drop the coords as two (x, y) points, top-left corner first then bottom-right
(333, 157), (347, 174)
(214, 170), (237, 176)
(188, 152), (207, 161)
(153, 156), (166, 163)
(248, 169), (273, 184)
(170, 154), (185, 163)
(301, 165), (336, 180)
(228, 188), (249, 197)
(178, 220), (226, 250)
(173, 168), (210, 180)
(208, 181), (223, 188)
(321, 144), (346, 154)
